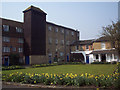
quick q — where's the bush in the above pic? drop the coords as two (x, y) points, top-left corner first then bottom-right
(32, 62), (84, 68)
(9, 54), (20, 65)
(91, 62), (112, 64)
(91, 62), (104, 64)
(2, 66), (25, 70)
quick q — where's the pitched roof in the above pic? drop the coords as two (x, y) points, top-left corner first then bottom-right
(90, 49), (117, 54)
(23, 5), (47, 14)
(95, 37), (109, 42)
(71, 39), (94, 46)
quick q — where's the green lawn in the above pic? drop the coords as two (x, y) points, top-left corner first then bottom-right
(2, 64), (117, 76)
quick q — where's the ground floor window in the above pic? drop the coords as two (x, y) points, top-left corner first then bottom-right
(96, 54), (99, 59)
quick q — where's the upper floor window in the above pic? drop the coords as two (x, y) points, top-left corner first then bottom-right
(66, 41), (70, 45)
(66, 30), (69, 35)
(61, 28), (64, 33)
(71, 31), (74, 36)
(90, 45), (92, 50)
(2, 47), (10, 52)
(101, 43), (105, 49)
(60, 52), (64, 56)
(61, 40), (64, 45)
(2, 36), (10, 42)
(12, 47), (16, 52)
(18, 38), (24, 43)
(86, 45), (89, 50)
(0, 25), (2, 31)
(80, 45), (83, 50)
(55, 39), (58, 45)
(48, 38), (52, 44)
(55, 27), (58, 32)
(77, 33), (79, 37)
(16, 27), (23, 33)
(48, 26), (52, 31)
(3, 25), (9, 32)
(76, 45), (79, 50)
(18, 47), (23, 52)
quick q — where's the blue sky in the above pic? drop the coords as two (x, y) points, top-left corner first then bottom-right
(1, 2), (118, 40)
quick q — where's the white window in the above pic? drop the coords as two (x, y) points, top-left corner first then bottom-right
(101, 43), (105, 49)
(71, 31), (74, 36)
(49, 38), (52, 44)
(2, 36), (10, 42)
(18, 48), (23, 52)
(18, 38), (24, 43)
(55, 39), (58, 45)
(2, 47), (10, 52)
(55, 27), (58, 32)
(60, 52), (64, 56)
(48, 26), (52, 31)
(61, 29), (64, 33)
(12, 47), (16, 52)
(16, 27), (23, 33)
(3, 25), (9, 32)
(61, 40), (64, 45)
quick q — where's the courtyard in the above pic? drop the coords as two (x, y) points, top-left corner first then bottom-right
(3, 64), (117, 76)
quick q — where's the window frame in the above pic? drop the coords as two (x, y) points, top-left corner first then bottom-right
(18, 38), (24, 43)
(18, 47), (23, 53)
(101, 42), (106, 49)
(16, 27), (23, 33)
(3, 25), (9, 32)
(2, 36), (10, 42)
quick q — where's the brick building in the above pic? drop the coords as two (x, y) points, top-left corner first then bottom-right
(1, 18), (24, 66)
(70, 37), (119, 63)
(1, 5), (79, 66)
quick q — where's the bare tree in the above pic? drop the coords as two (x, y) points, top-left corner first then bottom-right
(101, 21), (120, 62)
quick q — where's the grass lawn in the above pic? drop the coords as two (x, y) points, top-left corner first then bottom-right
(2, 64), (117, 76)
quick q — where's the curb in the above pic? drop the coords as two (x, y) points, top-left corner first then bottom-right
(2, 81), (113, 89)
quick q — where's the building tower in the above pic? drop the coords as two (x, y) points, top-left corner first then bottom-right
(23, 6), (47, 64)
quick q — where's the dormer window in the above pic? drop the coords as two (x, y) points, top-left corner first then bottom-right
(101, 43), (105, 49)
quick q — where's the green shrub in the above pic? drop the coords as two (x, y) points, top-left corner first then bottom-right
(2, 66), (25, 70)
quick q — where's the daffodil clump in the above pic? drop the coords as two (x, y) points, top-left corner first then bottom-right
(2, 70), (120, 88)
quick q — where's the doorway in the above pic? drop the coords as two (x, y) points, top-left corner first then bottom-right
(4, 56), (9, 66)
(101, 54), (106, 62)
(25, 56), (29, 65)
(86, 56), (89, 64)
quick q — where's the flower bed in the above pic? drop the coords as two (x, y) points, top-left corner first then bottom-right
(2, 66), (25, 70)
(2, 69), (120, 88)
